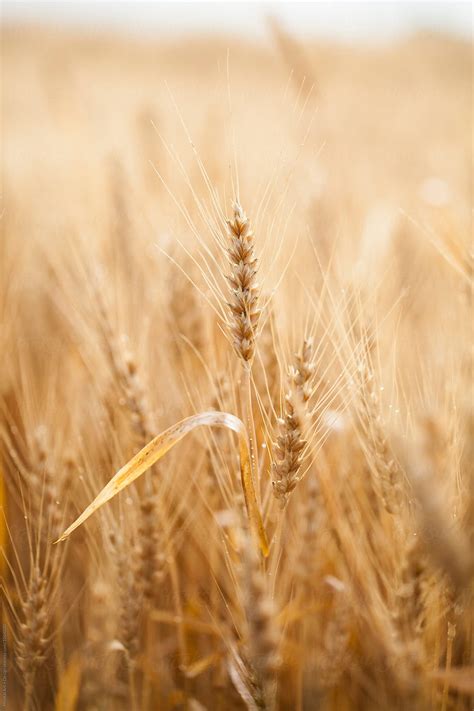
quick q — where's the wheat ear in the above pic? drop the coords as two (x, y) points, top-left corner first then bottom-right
(272, 338), (315, 508)
(226, 202), (261, 366)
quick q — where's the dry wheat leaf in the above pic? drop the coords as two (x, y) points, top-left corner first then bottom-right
(56, 411), (269, 555)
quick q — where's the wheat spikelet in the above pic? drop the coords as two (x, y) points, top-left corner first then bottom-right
(290, 337), (315, 404)
(354, 333), (403, 514)
(397, 540), (426, 633)
(271, 393), (306, 508)
(16, 565), (50, 707)
(271, 339), (315, 508)
(109, 531), (142, 664)
(241, 534), (280, 710)
(96, 289), (154, 443)
(225, 202), (261, 366)
(112, 339), (155, 444)
(318, 580), (352, 689)
(393, 537), (427, 680)
(97, 298), (168, 620)
(404, 446), (472, 594)
(136, 497), (167, 603)
(29, 426), (71, 543)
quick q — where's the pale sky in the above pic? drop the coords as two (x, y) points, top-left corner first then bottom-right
(2, 1), (471, 42)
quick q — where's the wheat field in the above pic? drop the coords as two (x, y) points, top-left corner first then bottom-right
(1, 20), (472, 711)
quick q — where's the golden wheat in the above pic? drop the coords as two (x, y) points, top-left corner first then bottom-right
(1, 22), (472, 711)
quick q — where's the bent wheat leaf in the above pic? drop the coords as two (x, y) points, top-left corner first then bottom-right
(56, 411), (269, 556)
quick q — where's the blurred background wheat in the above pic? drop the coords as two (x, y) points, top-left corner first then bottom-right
(1, 2), (472, 710)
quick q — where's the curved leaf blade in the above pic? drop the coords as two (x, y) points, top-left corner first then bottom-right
(56, 411), (268, 556)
